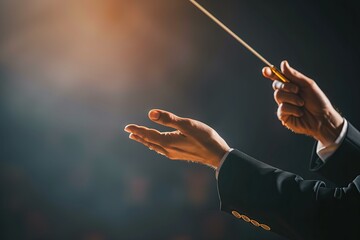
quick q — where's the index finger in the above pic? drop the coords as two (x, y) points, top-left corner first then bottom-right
(148, 109), (192, 134)
(262, 66), (280, 81)
(263, 66), (299, 93)
(124, 124), (167, 145)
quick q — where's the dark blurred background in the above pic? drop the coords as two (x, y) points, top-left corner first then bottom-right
(0, 0), (359, 239)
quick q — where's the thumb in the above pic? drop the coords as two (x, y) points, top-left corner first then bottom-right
(148, 109), (189, 132)
(281, 60), (314, 87)
(148, 109), (161, 121)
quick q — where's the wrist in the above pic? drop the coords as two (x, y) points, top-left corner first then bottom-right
(315, 109), (344, 146)
(209, 147), (231, 169)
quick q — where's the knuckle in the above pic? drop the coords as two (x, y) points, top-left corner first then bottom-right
(276, 108), (282, 119)
(142, 141), (150, 148)
(308, 79), (316, 87)
(296, 98), (304, 106)
(278, 113), (287, 122)
(142, 133), (149, 141)
(182, 118), (192, 126)
(290, 95), (300, 105)
(161, 112), (172, 124)
(207, 128), (217, 139)
(148, 144), (155, 150)
(179, 118), (194, 131)
(290, 84), (299, 93)
(291, 69), (298, 77)
(274, 90), (282, 103)
(284, 83), (293, 92)
(274, 89), (280, 98)
(278, 102), (285, 110)
(288, 95), (298, 104)
(157, 151), (166, 156)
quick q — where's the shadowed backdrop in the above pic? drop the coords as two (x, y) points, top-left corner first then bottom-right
(0, 0), (359, 239)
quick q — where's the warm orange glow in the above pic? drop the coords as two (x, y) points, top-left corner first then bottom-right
(0, 0), (200, 98)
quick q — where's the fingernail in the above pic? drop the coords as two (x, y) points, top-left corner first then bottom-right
(265, 67), (272, 76)
(276, 81), (284, 89)
(149, 110), (160, 120)
(124, 125), (131, 132)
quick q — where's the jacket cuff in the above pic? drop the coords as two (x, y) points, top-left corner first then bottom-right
(310, 122), (360, 186)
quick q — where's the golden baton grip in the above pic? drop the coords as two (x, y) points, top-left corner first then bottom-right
(270, 66), (290, 83)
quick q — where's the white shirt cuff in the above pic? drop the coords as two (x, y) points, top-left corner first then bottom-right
(215, 148), (234, 179)
(316, 119), (348, 162)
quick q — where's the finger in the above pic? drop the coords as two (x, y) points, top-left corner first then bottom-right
(124, 124), (165, 145)
(274, 89), (304, 107)
(280, 60), (314, 86)
(129, 133), (168, 156)
(272, 80), (299, 94)
(277, 103), (303, 119)
(262, 67), (280, 81)
(148, 109), (192, 133)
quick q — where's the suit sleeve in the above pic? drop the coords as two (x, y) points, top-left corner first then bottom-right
(217, 151), (360, 240)
(310, 122), (360, 186)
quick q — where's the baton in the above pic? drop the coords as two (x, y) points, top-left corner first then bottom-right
(189, 0), (289, 83)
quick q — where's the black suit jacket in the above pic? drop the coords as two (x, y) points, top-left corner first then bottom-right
(217, 123), (360, 240)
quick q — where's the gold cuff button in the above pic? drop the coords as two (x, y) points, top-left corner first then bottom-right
(231, 211), (242, 219)
(260, 224), (271, 231)
(250, 219), (260, 227)
(241, 215), (251, 222)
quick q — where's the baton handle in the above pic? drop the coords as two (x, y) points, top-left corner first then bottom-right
(270, 66), (290, 83)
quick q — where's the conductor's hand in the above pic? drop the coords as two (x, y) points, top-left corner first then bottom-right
(124, 110), (230, 169)
(263, 60), (344, 146)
